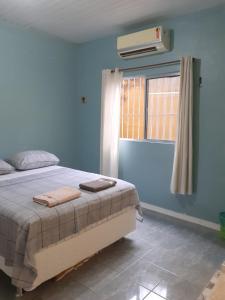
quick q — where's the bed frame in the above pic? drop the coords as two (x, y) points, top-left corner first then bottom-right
(0, 207), (136, 296)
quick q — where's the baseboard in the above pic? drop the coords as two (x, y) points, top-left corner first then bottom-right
(141, 201), (220, 231)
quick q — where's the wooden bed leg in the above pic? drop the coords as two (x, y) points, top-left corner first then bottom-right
(16, 288), (23, 297)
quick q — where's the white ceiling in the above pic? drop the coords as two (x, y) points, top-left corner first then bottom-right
(0, 0), (224, 43)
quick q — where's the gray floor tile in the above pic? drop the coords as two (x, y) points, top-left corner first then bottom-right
(103, 284), (150, 300)
(142, 246), (192, 276)
(144, 292), (166, 299)
(69, 257), (119, 292)
(97, 259), (175, 300)
(181, 251), (224, 287)
(103, 235), (153, 258)
(93, 245), (143, 273)
(153, 275), (202, 300)
(142, 229), (225, 278)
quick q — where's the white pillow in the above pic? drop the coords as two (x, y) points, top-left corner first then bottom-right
(8, 150), (60, 171)
(0, 160), (15, 175)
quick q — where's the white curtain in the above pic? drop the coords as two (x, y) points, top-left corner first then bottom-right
(171, 57), (194, 195)
(100, 69), (123, 178)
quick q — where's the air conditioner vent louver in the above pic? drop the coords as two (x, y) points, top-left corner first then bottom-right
(117, 26), (170, 59)
(120, 46), (157, 58)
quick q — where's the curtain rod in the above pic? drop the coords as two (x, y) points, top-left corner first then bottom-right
(111, 59), (181, 73)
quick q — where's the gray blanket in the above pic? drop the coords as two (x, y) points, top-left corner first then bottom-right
(0, 167), (140, 289)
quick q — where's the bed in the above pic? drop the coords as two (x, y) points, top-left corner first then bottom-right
(0, 166), (140, 295)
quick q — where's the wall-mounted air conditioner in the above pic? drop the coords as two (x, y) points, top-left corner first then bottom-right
(117, 26), (170, 59)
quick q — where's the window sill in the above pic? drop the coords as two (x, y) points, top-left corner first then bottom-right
(120, 138), (175, 145)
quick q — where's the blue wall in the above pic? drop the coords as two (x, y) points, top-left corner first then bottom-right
(75, 6), (225, 223)
(0, 21), (78, 166)
(0, 6), (225, 223)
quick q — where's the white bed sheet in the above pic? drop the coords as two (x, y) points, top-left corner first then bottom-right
(0, 165), (62, 181)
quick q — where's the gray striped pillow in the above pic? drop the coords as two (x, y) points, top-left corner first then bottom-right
(8, 150), (60, 170)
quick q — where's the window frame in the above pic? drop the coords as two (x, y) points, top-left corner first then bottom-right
(120, 72), (180, 144)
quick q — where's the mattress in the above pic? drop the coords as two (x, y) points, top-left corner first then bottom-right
(0, 206), (136, 291)
(0, 166), (140, 289)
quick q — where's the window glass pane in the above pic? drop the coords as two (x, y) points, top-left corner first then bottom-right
(120, 77), (145, 140)
(147, 76), (180, 141)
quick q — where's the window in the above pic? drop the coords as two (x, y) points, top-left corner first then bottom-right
(120, 75), (180, 142)
(120, 77), (145, 140)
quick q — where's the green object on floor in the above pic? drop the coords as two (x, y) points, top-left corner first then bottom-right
(219, 212), (225, 239)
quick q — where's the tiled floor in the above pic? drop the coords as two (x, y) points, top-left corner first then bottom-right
(1, 210), (225, 300)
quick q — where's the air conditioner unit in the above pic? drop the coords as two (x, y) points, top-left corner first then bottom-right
(117, 26), (170, 59)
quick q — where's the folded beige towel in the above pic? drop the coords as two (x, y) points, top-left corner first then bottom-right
(33, 186), (81, 207)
